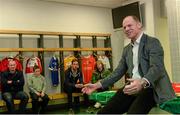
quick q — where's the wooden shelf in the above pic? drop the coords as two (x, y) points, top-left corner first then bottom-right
(43, 48), (112, 51)
(0, 48), (43, 52)
(0, 48), (112, 52)
(0, 29), (111, 37)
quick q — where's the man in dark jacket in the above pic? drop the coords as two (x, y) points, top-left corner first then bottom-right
(63, 58), (88, 113)
(1, 60), (29, 113)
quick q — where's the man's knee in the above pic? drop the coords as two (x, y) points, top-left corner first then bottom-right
(22, 93), (29, 100)
(64, 87), (73, 93)
(43, 94), (50, 102)
(2, 92), (12, 101)
(18, 92), (29, 101)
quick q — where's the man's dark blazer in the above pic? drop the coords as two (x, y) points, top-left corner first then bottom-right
(100, 33), (176, 104)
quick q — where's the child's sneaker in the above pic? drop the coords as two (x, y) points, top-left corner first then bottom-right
(94, 102), (101, 108)
(68, 108), (74, 115)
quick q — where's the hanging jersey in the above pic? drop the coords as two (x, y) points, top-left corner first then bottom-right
(49, 56), (59, 86)
(81, 55), (95, 84)
(0, 57), (23, 72)
(0, 61), (1, 92)
(0, 61), (2, 72)
(25, 57), (42, 74)
(98, 55), (111, 69)
(64, 55), (76, 71)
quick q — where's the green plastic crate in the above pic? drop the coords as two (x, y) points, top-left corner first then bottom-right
(159, 97), (180, 114)
(89, 91), (116, 104)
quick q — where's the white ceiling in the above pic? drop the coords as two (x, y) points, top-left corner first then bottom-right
(39, 0), (129, 8)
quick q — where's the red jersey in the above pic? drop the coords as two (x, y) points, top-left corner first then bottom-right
(81, 55), (95, 84)
(25, 57), (42, 74)
(0, 57), (22, 72)
(0, 61), (2, 72)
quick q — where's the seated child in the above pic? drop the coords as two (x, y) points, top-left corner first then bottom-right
(91, 60), (111, 108)
(27, 65), (49, 114)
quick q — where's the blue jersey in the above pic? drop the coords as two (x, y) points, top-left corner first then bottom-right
(49, 56), (59, 86)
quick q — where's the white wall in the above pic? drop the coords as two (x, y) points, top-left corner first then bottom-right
(0, 0), (113, 33)
(153, 0), (172, 80)
(166, 0), (180, 82)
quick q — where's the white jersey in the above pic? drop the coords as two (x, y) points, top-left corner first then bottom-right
(98, 55), (111, 69)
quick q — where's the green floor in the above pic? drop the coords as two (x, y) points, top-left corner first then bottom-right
(0, 103), (171, 114)
(45, 104), (171, 114)
(149, 107), (171, 114)
(45, 104), (99, 114)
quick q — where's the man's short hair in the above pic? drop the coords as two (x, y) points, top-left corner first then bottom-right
(71, 58), (78, 64)
(131, 15), (140, 22)
(33, 64), (40, 71)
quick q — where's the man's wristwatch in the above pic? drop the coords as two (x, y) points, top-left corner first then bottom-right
(140, 79), (148, 89)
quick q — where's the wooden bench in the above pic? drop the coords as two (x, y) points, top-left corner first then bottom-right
(0, 95), (52, 107)
(0, 93), (83, 107)
(52, 93), (83, 100)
